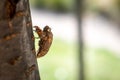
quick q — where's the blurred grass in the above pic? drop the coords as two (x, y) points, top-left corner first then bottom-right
(33, 32), (120, 80)
(34, 33), (79, 80)
(85, 48), (120, 80)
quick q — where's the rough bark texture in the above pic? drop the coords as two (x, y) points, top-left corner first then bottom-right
(0, 0), (40, 80)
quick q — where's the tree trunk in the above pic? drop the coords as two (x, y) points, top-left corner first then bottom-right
(0, 0), (40, 80)
(75, 0), (84, 80)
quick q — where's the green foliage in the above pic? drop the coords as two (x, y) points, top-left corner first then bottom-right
(30, 0), (74, 12)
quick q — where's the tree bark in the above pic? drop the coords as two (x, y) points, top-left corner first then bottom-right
(0, 0), (40, 80)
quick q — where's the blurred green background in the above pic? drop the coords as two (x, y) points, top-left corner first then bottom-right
(33, 32), (79, 80)
(30, 0), (75, 12)
(30, 0), (120, 80)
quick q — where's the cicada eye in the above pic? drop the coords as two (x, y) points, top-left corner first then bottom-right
(44, 25), (51, 31)
(47, 28), (51, 32)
